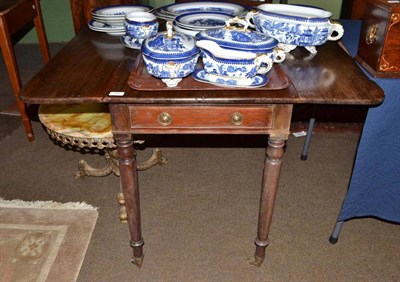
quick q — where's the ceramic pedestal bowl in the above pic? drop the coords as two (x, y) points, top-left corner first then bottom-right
(246, 4), (344, 54)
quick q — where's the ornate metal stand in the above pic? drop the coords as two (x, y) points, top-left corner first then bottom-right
(44, 127), (168, 223)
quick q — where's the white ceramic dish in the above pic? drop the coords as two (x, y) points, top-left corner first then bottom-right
(154, 8), (175, 21)
(88, 20), (125, 32)
(91, 5), (152, 17)
(173, 23), (200, 37)
(106, 30), (126, 36)
(162, 2), (247, 16)
(175, 12), (233, 30)
(192, 69), (268, 88)
(93, 18), (125, 27)
(92, 14), (125, 20)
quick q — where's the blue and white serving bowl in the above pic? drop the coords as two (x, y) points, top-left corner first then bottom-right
(246, 4), (344, 54)
(124, 11), (159, 44)
(141, 21), (200, 87)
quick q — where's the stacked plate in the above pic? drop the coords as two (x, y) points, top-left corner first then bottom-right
(88, 5), (153, 36)
(173, 12), (234, 37)
(155, 1), (249, 21)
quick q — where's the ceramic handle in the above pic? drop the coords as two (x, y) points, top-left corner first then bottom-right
(273, 49), (286, 63)
(328, 22), (344, 41)
(142, 25), (152, 36)
(244, 10), (257, 29)
(226, 17), (249, 30)
(255, 54), (273, 74)
(166, 21), (174, 38)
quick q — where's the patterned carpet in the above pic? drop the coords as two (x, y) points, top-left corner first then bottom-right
(0, 198), (98, 282)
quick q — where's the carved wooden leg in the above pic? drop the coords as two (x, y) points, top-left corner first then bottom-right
(248, 136), (286, 267)
(115, 134), (144, 268)
(118, 148), (168, 223)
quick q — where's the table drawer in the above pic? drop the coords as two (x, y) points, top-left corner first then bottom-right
(129, 106), (274, 133)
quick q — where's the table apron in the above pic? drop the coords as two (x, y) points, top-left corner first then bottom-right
(109, 104), (293, 136)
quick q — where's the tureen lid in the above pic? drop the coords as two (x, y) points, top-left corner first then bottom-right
(196, 17), (278, 52)
(141, 21), (200, 60)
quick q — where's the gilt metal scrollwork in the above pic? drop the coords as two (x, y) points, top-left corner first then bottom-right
(378, 14), (400, 72)
(366, 24), (378, 45)
(44, 126), (168, 223)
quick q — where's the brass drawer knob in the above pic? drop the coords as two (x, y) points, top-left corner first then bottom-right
(231, 112), (243, 126)
(158, 112), (172, 126)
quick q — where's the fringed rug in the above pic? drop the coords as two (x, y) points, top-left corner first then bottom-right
(0, 197), (98, 282)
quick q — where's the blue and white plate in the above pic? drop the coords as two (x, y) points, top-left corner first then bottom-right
(88, 20), (124, 32)
(175, 12), (233, 30)
(192, 69), (268, 88)
(91, 5), (153, 18)
(173, 23), (200, 37)
(154, 8), (175, 21)
(161, 2), (248, 17)
(120, 35), (142, 49)
(91, 5), (153, 28)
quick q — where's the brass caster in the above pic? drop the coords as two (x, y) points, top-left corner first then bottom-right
(117, 192), (127, 223)
(247, 255), (264, 267)
(119, 206), (127, 223)
(117, 192), (125, 204)
(131, 256), (144, 268)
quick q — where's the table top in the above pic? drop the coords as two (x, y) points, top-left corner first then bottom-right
(21, 28), (384, 106)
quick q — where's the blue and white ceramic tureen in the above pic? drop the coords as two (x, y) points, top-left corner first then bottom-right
(246, 4), (344, 54)
(196, 40), (273, 79)
(194, 17), (285, 84)
(141, 21), (200, 87)
(196, 17), (285, 63)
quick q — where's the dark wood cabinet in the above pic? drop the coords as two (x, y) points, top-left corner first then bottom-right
(355, 0), (400, 77)
(341, 0), (367, 19)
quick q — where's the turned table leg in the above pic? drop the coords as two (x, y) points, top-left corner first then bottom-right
(248, 135), (286, 267)
(115, 134), (144, 267)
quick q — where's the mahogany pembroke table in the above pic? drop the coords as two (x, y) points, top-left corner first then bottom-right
(20, 28), (384, 268)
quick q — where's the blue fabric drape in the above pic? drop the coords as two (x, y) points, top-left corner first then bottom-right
(337, 20), (400, 223)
